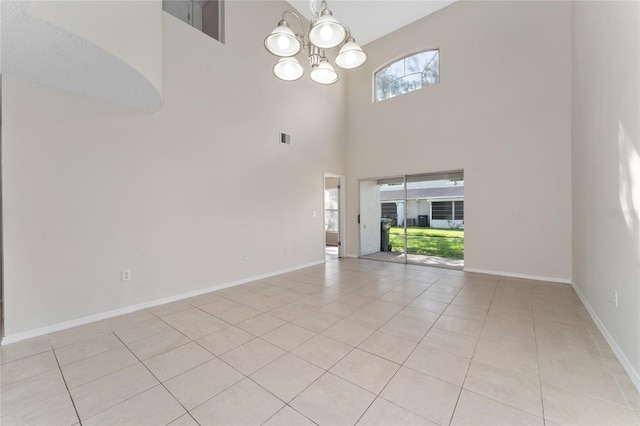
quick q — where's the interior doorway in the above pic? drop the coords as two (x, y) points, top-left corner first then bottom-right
(324, 173), (345, 260)
(359, 170), (464, 269)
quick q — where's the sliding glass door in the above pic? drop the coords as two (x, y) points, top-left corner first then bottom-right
(404, 172), (464, 268)
(359, 171), (465, 269)
(359, 177), (406, 263)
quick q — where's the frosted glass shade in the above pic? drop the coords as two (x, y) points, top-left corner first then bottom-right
(264, 21), (301, 57)
(310, 59), (338, 85)
(335, 38), (367, 69)
(273, 57), (304, 81)
(309, 12), (347, 49)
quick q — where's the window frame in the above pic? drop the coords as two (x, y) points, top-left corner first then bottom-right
(430, 200), (464, 221)
(431, 201), (453, 220)
(454, 201), (464, 221)
(372, 48), (440, 103)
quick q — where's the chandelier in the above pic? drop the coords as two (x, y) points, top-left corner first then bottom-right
(264, 0), (367, 84)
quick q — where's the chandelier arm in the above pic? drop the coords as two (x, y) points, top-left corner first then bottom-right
(281, 10), (307, 39)
(341, 24), (352, 40)
(310, 0), (328, 21)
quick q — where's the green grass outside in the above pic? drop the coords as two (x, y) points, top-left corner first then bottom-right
(387, 226), (464, 259)
(389, 227), (464, 239)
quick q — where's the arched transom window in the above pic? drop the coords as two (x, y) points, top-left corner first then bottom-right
(374, 50), (440, 102)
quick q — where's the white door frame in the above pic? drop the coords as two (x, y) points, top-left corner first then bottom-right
(324, 172), (346, 258)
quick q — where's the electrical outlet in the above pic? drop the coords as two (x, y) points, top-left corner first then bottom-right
(242, 252), (249, 261)
(121, 270), (131, 281)
(613, 291), (618, 307)
(284, 247), (288, 255)
(312, 211), (317, 218)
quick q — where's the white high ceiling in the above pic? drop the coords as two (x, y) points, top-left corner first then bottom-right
(285, 0), (457, 45)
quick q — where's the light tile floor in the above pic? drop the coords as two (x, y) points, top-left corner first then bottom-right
(1, 259), (639, 425)
(325, 246), (339, 261)
(363, 251), (465, 269)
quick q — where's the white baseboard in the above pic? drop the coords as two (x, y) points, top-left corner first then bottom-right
(1, 260), (325, 346)
(463, 267), (572, 284)
(571, 281), (640, 393)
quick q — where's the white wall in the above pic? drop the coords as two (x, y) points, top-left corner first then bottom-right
(397, 201), (404, 226)
(572, 1), (640, 386)
(430, 220), (463, 229)
(1, 1), (347, 338)
(405, 200), (432, 223)
(406, 200), (419, 220)
(346, 1), (573, 281)
(359, 180), (381, 255)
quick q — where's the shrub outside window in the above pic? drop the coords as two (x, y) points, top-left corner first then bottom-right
(375, 50), (439, 102)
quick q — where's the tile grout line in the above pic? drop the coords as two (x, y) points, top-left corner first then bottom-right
(199, 291), (359, 424)
(48, 338), (83, 425)
(7, 260), (634, 425)
(426, 273), (474, 424)
(447, 277), (496, 425)
(531, 296), (549, 426)
(148, 283), (339, 420)
(262, 270), (431, 424)
(51, 335), (133, 374)
(260, 402), (319, 425)
(107, 331), (203, 426)
(176, 266), (428, 423)
(114, 304), (295, 421)
(352, 271), (470, 425)
(532, 286), (637, 419)
(100, 310), (242, 414)
(613, 373), (638, 412)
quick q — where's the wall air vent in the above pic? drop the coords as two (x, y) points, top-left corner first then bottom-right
(280, 132), (291, 146)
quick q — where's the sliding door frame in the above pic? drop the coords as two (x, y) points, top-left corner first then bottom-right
(358, 175), (407, 263)
(358, 170), (464, 267)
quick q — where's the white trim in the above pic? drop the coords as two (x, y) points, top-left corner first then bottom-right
(571, 281), (640, 393)
(1, 260), (324, 346)
(463, 267), (572, 284)
(381, 196), (464, 203)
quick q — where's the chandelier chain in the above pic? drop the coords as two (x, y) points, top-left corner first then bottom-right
(309, 0), (323, 20)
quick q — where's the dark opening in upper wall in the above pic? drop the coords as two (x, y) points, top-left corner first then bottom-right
(163, 0), (225, 43)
